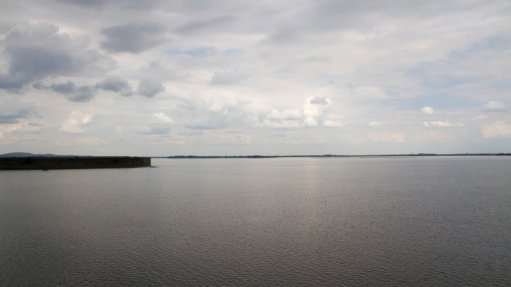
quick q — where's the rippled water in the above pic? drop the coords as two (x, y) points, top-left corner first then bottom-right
(1, 157), (510, 286)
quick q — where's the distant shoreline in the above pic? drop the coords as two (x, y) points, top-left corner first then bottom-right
(158, 153), (511, 159)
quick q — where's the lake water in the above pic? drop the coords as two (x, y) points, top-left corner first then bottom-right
(1, 157), (510, 286)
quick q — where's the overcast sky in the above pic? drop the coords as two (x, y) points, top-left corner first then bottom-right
(0, 0), (510, 156)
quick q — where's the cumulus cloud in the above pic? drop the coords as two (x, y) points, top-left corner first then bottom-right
(48, 81), (96, 102)
(253, 96), (341, 129)
(137, 78), (165, 98)
(0, 23), (110, 90)
(141, 112), (174, 135)
(482, 122), (511, 138)
(484, 101), (506, 111)
(424, 121), (463, 128)
(421, 106), (434, 115)
(260, 108), (303, 129)
(101, 23), (167, 53)
(153, 112), (173, 123)
(34, 77), (138, 101)
(95, 77), (133, 96)
(323, 117), (344, 127)
(60, 111), (94, 134)
(303, 96), (332, 127)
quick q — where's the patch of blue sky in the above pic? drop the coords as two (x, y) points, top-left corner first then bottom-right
(407, 34), (511, 89)
(449, 34), (511, 61)
(407, 62), (473, 89)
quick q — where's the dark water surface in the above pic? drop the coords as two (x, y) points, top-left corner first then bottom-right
(1, 157), (510, 286)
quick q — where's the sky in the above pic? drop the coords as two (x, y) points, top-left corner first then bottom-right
(0, 0), (510, 156)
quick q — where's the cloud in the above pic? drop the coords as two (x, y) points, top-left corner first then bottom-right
(153, 112), (173, 123)
(58, 0), (108, 8)
(424, 121), (463, 128)
(50, 81), (76, 94)
(95, 77), (133, 96)
(137, 78), (164, 97)
(482, 122), (511, 138)
(174, 16), (236, 35)
(0, 121), (43, 141)
(421, 106), (434, 115)
(260, 108), (303, 129)
(0, 105), (42, 142)
(35, 77), (136, 101)
(309, 96), (330, 105)
(323, 117), (343, 127)
(210, 71), (247, 86)
(484, 100), (506, 111)
(140, 112), (174, 135)
(60, 111), (94, 134)
(0, 23), (110, 90)
(368, 121), (381, 127)
(0, 110), (31, 124)
(101, 23), (167, 53)
(142, 126), (171, 135)
(303, 96), (331, 127)
(48, 81), (96, 102)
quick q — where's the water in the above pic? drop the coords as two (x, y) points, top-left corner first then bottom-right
(1, 157), (510, 286)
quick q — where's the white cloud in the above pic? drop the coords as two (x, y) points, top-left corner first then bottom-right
(484, 101), (506, 111)
(368, 121), (381, 127)
(153, 112), (174, 123)
(323, 117), (344, 128)
(482, 122), (511, 138)
(424, 121), (463, 128)
(60, 111), (94, 134)
(303, 96), (332, 127)
(421, 106), (434, 115)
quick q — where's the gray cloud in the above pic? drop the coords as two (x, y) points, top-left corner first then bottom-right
(310, 96), (330, 105)
(50, 81), (76, 94)
(65, 86), (96, 102)
(0, 23), (111, 90)
(47, 81), (96, 102)
(34, 76), (157, 101)
(58, 0), (107, 8)
(175, 16), (236, 35)
(95, 77), (133, 96)
(101, 23), (167, 53)
(210, 70), (248, 86)
(142, 125), (171, 135)
(58, 0), (163, 10)
(137, 79), (164, 98)
(0, 110), (31, 124)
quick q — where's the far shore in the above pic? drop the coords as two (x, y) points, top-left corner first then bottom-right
(157, 153), (511, 159)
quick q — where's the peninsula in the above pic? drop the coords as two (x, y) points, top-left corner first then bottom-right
(0, 155), (151, 170)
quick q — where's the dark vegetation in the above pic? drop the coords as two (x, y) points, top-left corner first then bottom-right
(0, 156), (151, 170)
